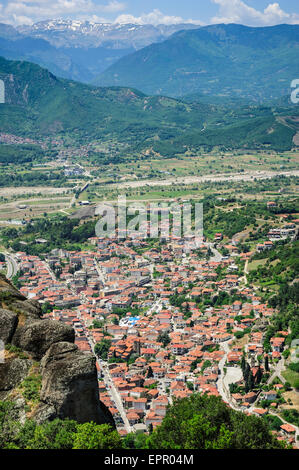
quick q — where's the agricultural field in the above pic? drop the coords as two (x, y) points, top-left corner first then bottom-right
(0, 147), (297, 224)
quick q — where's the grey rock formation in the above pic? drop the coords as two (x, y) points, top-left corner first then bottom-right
(0, 275), (114, 427)
(11, 298), (43, 322)
(0, 308), (18, 343)
(12, 319), (75, 360)
(37, 341), (114, 426)
(0, 357), (32, 399)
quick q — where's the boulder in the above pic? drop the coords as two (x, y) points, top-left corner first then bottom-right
(0, 308), (18, 344)
(0, 275), (115, 428)
(11, 298), (43, 322)
(12, 319), (75, 360)
(37, 342), (115, 426)
(0, 357), (32, 399)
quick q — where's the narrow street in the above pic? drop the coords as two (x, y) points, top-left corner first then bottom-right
(217, 340), (245, 412)
(84, 328), (132, 434)
(99, 359), (132, 433)
(206, 243), (223, 262)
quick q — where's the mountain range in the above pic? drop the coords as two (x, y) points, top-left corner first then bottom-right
(17, 20), (199, 49)
(0, 56), (298, 157)
(0, 22), (298, 105)
(0, 20), (199, 83)
(95, 23), (299, 102)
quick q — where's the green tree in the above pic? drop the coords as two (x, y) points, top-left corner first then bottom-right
(157, 332), (171, 348)
(0, 401), (20, 449)
(147, 366), (154, 378)
(94, 339), (112, 360)
(265, 355), (269, 372)
(241, 354), (246, 373)
(25, 419), (77, 449)
(146, 394), (285, 449)
(243, 362), (250, 382)
(256, 367), (263, 385)
(72, 423), (122, 450)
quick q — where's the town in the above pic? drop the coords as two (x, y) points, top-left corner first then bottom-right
(4, 203), (298, 448)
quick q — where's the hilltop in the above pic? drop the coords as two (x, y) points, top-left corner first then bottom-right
(95, 23), (299, 102)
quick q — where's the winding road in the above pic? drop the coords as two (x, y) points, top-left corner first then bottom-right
(4, 253), (19, 279)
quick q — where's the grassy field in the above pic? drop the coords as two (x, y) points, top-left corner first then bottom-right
(282, 369), (299, 388)
(280, 390), (299, 411)
(248, 259), (268, 271)
(88, 150), (299, 182)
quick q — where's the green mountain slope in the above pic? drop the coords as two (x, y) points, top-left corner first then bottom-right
(0, 34), (135, 83)
(0, 56), (297, 155)
(94, 23), (299, 102)
(0, 56), (211, 137)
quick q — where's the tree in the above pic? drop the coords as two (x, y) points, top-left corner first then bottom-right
(0, 406), (77, 450)
(0, 401), (20, 449)
(25, 419), (77, 449)
(94, 339), (112, 360)
(148, 423), (153, 434)
(241, 354), (246, 373)
(123, 432), (147, 449)
(157, 332), (170, 348)
(72, 423), (122, 450)
(92, 319), (103, 329)
(41, 301), (53, 315)
(245, 371), (255, 393)
(255, 367), (263, 385)
(243, 362), (250, 382)
(146, 394), (285, 449)
(264, 355), (269, 372)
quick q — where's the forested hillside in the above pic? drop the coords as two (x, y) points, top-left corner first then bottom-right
(0, 56), (298, 156)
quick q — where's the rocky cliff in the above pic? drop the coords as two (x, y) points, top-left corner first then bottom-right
(0, 274), (114, 427)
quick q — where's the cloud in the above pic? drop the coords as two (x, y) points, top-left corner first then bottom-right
(0, 0), (126, 25)
(1, 0), (298, 28)
(114, 9), (203, 26)
(211, 0), (299, 26)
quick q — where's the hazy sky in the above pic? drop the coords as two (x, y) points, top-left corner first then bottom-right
(1, 0), (299, 27)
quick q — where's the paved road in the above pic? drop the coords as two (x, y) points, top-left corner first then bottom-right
(216, 340), (299, 444)
(217, 341), (244, 413)
(267, 357), (286, 385)
(209, 244), (223, 262)
(243, 259), (249, 285)
(4, 253), (19, 279)
(270, 411), (299, 444)
(147, 298), (163, 316)
(217, 341), (231, 405)
(84, 330), (132, 433)
(99, 359), (132, 433)
(94, 261), (106, 287)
